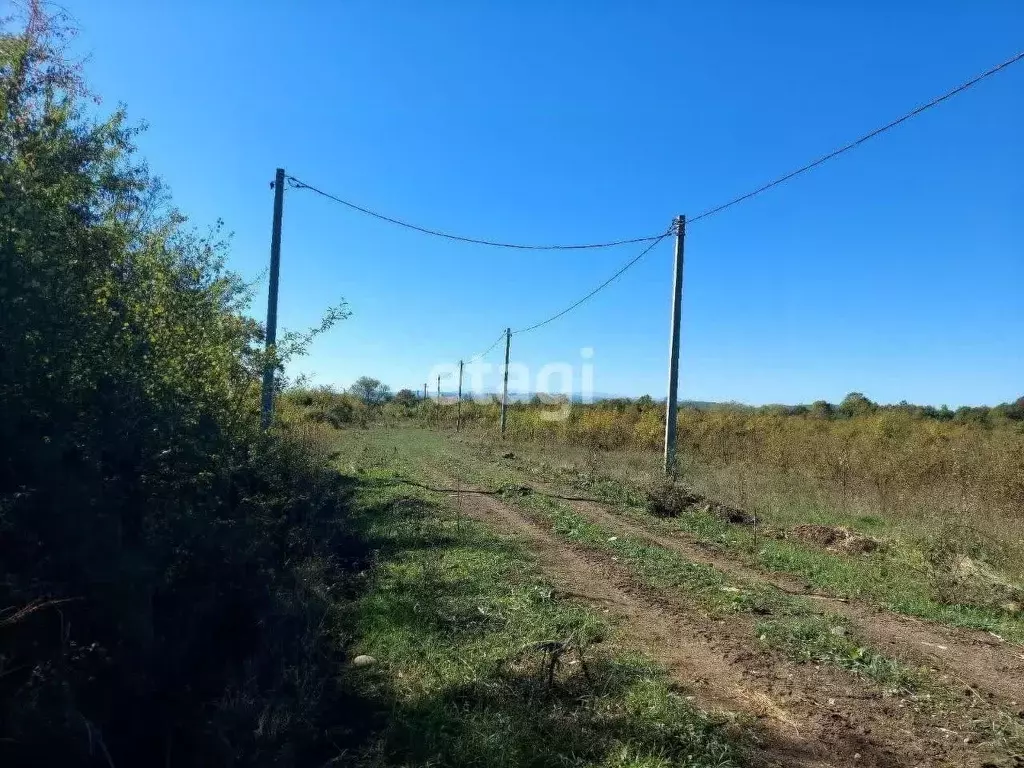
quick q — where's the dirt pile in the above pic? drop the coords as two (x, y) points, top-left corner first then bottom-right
(790, 524), (882, 554)
(645, 478), (754, 524)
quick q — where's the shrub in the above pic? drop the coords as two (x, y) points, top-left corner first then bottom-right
(1, 8), (357, 765)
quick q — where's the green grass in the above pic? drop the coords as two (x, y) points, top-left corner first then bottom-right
(532, 493), (924, 695)
(385, 432), (930, 697)
(478, 436), (1024, 645)
(327, 427), (1024, 756)
(334, 434), (745, 768)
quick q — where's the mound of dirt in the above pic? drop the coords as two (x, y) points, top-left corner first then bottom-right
(938, 555), (1024, 614)
(791, 524), (881, 555)
(645, 479), (755, 525)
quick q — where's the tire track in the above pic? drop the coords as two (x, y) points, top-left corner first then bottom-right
(445, 480), (984, 768)
(560, 493), (1024, 710)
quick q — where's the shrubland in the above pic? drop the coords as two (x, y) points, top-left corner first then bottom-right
(1, 8), (357, 765)
(292, 385), (1023, 532)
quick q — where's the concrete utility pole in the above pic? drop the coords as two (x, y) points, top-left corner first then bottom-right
(260, 168), (286, 429)
(499, 327), (511, 438)
(456, 360), (464, 432)
(663, 215), (686, 474)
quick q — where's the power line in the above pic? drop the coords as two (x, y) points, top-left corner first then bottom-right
(288, 50), (1024, 350)
(285, 176), (665, 250)
(512, 229), (673, 335)
(506, 51), (1023, 335)
(689, 49), (1024, 224)
(466, 330), (507, 364)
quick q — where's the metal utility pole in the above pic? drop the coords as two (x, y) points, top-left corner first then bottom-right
(456, 360), (464, 432)
(260, 167), (286, 429)
(663, 215), (686, 474)
(499, 327), (511, 438)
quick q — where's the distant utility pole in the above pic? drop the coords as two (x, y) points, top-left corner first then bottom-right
(260, 167), (286, 429)
(423, 382), (428, 400)
(436, 375), (441, 401)
(499, 327), (511, 439)
(456, 359), (464, 432)
(663, 215), (686, 474)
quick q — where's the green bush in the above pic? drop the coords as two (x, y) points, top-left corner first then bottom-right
(1, 9), (358, 765)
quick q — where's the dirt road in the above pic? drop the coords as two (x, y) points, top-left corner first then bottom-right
(559, 493), (1024, 710)
(447, 481), (1009, 768)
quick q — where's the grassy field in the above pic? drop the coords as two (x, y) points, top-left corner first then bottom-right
(283, 389), (1024, 590)
(362, 430), (940, 693)
(446, 428), (1024, 645)
(269, 381), (1024, 764)
(283, 387), (1024, 640)
(324, 425), (1024, 765)
(332, 430), (747, 767)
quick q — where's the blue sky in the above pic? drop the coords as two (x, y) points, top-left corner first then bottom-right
(59, 1), (1022, 406)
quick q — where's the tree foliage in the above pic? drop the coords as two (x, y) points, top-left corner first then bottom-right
(349, 375), (392, 405)
(1, 7), (352, 764)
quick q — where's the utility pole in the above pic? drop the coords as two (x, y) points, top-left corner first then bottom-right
(260, 168), (286, 429)
(436, 375), (441, 401)
(423, 382), (428, 400)
(456, 360), (464, 432)
(663, 215), (686, 474)
(499, 327), (511, 438)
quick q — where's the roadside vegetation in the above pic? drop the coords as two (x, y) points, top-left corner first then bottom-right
(1, 9), (355, 765)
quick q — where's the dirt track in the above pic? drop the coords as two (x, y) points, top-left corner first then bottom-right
(446, 481), (1007, 768)
(560, 493), (1024, 710)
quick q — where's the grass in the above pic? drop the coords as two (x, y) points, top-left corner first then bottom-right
(472, 434), (1024, 645)
(527, 492), (925, 696)
(333, 433), (746, 768)
(357, 429), (929, 697)
(331, 426), (1024, 758)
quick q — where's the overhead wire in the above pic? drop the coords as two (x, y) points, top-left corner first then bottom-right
(285, 49), (1024, 355)
(512, 229), (673, 335)
(507, 49), (1024, 335)
(465, 329), (507, 364)
(688, 49), (1024, 224)
(284, 176), (665, 250)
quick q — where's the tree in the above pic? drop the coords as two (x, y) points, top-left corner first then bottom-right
(393, 388), (418, 407)
(349, 376), (392, 405)
(809, 400), (835, 419)
(838, 392), (877, 418)
(0, 6), (350, 762)
(1005, 397), (1024, 422)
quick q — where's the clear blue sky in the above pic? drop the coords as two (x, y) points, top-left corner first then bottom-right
(60, 1), (1023, 406)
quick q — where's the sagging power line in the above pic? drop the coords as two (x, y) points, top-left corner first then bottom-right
(511, 229), (674, 336)
(285, 176), (666, 250)
(466, 330), (508, 364)
(503, 48), (1024, 341)
(262, 49), (1024, 472)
